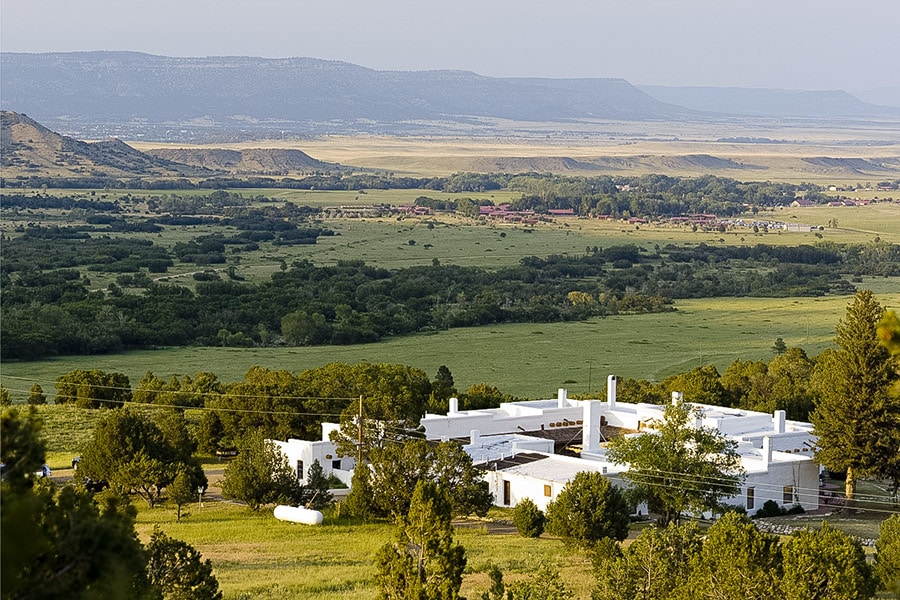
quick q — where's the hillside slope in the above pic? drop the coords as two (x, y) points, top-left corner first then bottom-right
(146, 148), (341, 174)
(0, 111), (212, 178)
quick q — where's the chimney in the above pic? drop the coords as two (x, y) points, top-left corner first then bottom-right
(762, 436), (772, 465)
(582, 401), (601, 453)
(470, 429), (480, 445)
(448, 397), (458, 414)
(607, 375), (617, 408)
(671, 391), (683, 405)
(557, 388), (567, 408)
(774, 410), (786, 434)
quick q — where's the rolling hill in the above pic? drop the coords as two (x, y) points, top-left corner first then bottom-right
(0, 111), (342, 179)
(0, 110), (212, 178)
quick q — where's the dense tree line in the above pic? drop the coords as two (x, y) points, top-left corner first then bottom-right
(592, 513), (880, 600)
(7, 233), (897, 360)
(1, 192), (121, 211)
(3, 172), (825, 213)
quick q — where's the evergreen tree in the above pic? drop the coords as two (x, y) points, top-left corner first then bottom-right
(683, 512), (781, 599)
(428, 365), (457, 412)
(876, 514), (900, 599)
(28, 383), (47, 405)
(146, 527), (222, 600)
(478, 564), (506, 600)
(545, 471), (629, 549)
(772, 337), (788, 355)
(780, 522), (876, 600)
(1, 407), (158, 599)
(592, 521), (701, 600)
(79, 408), (201, 508)
(342, 464), (377, 520)
(506, 563), (574, 600)
(513, 497), (545, 538)
(168, 467), (200, 521)
(221, 429), (303, 510)
(811, 290), (899, 507)
(374, 480), (466, 600)
(304, 459), (334, 510)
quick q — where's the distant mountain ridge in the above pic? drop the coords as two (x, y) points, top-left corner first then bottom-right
(637, 85), (900, 119)
(4, 52), (897, 142)
(1, 51), (693, 140)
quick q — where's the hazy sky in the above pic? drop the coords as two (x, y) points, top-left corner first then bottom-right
(2, 0), (897, 93)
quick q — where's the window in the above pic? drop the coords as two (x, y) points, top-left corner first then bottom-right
(746, 487), (755, 510)
(296, 460), (304, 480)
(783, 485), (794, 504)
(332, 459), (342, 470)
(503, 481), (511, 505)
(544, 484), (552, 497)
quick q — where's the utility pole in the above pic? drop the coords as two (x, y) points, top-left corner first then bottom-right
(357, 394), (363, 466)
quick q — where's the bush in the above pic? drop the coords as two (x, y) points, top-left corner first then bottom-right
(753, 500), (784, 518)
(545, 472), (629, 548)
(752, 499), (803, 518)
(513, 498), (545, 538)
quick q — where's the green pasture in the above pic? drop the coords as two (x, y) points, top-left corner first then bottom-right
(126, 501), (592, 600)
(4, 190), (898, 288)
(144, 202), (899, 283)
(5, 285), (898, 400)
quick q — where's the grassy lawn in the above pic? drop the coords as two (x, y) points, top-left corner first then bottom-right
(129, 499), (589, 600)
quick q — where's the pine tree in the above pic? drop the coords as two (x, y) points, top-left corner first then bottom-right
(304, 459), (333, 510)
(513, 497), (545, 538)
(876, 514), (900, 599)
(27, 383), (47, 405)
(168, 467), (198, 521)
(343, 464), (377, 520)
(545, 471), (630, 548)
(811, 290), (899, 507)
(374, 480), (466, 600)
(781, 522), (876, 600)
(146, 527), (222, 600)
(683, 512), (781, 599)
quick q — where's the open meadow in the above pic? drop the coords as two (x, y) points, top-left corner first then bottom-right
(4, 280), (899, 402)
(4, 187), (898, 292)
(127, 501), (594, 600)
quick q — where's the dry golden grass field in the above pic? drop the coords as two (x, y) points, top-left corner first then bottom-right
(131, 119), (900, 183)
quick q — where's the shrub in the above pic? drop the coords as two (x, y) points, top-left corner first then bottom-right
(513, 498), (545, 538)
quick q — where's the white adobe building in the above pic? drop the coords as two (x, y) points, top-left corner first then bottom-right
(271, 374), (820, 517)
(423, 375), (820, 515)
(270, 423), (356, 488)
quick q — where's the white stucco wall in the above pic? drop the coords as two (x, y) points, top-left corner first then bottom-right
(270, 438), (356, 485)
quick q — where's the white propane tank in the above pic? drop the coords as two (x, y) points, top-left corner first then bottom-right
(273, 505), (324, 525)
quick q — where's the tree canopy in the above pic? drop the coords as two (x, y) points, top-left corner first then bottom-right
(545, 471), (630, 549)
(811, 290), (900, 507)
(374, 480), (466, 600)
(358, 438), (492, 519)
(220, 429), (305, 510)
(607, 400), (744, 525)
